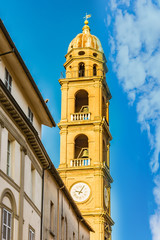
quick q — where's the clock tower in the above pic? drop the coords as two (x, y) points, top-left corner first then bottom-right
(58, 18), (114, 240)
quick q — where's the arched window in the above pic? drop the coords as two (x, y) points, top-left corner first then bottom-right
(75, 134), (88, 159)
(1, 189), (17, 240)
(79, 62), (85, 77)
(75, 90), (88, 113)
(93, 64), (97, 76)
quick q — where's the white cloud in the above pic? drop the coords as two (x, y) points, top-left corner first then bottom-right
(110, 0), (118, 11)
(109, 0), (160, 171)
(110, 0), (130, 10)
(150, 210), (160, 240)
(150, 175), (160, 240)
(107, 0), (160, 239)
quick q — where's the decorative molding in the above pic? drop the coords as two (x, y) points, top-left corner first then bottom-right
(20, 146), (27, 155)
(0, 119), (4, 128)
(0, 170), (20, 192)
(0, 82), (49, 168)
(0, 110), (42, 176)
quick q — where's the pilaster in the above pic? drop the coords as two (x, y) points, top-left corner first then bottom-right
(18, 146), (27, 240)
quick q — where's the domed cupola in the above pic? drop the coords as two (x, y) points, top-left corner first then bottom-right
(67, 19), (103, 53)
(64, 16), (108, 78)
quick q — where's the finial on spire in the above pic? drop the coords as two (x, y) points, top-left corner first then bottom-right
(83, 13), (91, 25)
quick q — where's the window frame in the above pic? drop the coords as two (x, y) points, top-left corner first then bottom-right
(29, 226), (35, 240)
(2, 208), (12, 240)
(78, 62), (85, 77)
(6, 140), (11, 176)
(28, 107), (33, 124)
(93, 64), (97, 76)
(5, 68), (12, 93)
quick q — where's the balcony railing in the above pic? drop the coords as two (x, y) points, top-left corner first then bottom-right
(71, 158), (91, 167)
(60, 69), (105, 79)
(71, 112), (91, 121)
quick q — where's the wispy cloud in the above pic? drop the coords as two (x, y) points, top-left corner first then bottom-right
(107, 0), (160, 238)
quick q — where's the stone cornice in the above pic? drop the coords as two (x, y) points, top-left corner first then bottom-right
(0, 79), (51, 168)
(82, 211), (114, 226)
(58, 165), (113, 183)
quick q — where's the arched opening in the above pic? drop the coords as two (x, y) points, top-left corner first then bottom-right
(1, 189), (17, 214)
(93, 64), (97, 76)
(102, 96), (106, 118)
(1, 189), (17, 240)
(75, 90), (88, 113)
(79, 62), (85, 77)
(74, 134), (88, 159)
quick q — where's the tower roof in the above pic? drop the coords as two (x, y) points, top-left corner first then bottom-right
(67, 19), (103, 53)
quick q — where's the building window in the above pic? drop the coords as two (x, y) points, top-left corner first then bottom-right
(93, 64), (97, 76)
(79, 63), (85, 77)
(28, 107), (33, 124)
(7, 140), (11, 176)
(50, 201), (54, 233)
(29, 227), (35, 240)
(2, 208), (12, 240)
(5, 68), (12, 92)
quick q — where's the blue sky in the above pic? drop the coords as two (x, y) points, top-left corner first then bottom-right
(1, 0), (160, 239)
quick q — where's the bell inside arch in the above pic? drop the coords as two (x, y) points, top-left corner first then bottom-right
(80, 105), (89, 113)
(82, 149), (89, 158)
(82, 106), (88, 113)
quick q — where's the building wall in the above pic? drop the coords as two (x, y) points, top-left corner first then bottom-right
(0, 108), (42, 240)
(43, 170), (90, 240)
(0, 59), (42, 136)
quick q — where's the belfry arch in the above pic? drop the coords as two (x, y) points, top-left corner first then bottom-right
(75, 90), (88, 113)
(74, 134), (88, 159)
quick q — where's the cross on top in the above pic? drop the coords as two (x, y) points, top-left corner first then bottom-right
(84, 13), (91, 21)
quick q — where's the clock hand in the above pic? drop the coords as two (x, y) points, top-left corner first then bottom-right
(79, 185), (85, 194)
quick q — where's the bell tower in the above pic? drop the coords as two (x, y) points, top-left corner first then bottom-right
(58, 17), (114, 240)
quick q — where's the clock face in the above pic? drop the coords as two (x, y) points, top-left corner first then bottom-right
(104, 187), (109, 207)
(70, 182), (90, 202)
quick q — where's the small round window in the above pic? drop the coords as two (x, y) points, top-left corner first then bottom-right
(93, 53), (98, 57)
(78, 51), (85, 56)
